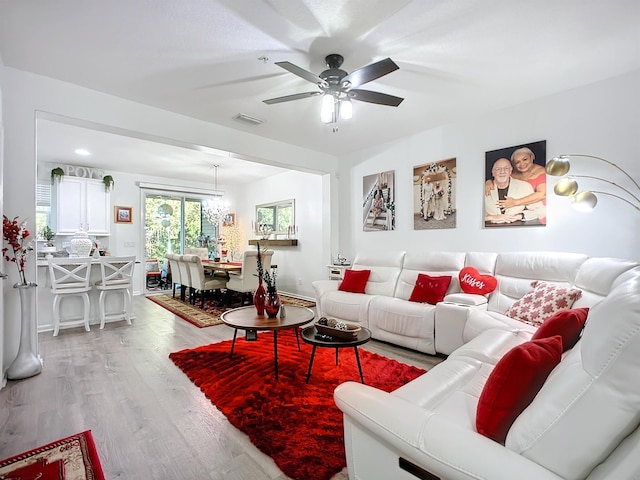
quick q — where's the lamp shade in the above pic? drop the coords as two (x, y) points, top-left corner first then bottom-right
(321, 95), (335, 123)
(545, 156), (571, 176)
(571, 191), (598, 212)
(553, 177), (579, 196)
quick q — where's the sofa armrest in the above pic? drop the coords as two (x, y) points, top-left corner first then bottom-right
(312, 279), (339, 317)
(334, 382), (563, 480)
(442, 292), (488, 306)
(434, 297), (488, 355)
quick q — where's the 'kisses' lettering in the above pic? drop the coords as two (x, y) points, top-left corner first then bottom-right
(461, 273), (485, 289)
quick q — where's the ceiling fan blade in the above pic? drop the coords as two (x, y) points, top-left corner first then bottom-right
(341, 58), (399, 89)
(263, 91), (322, 105)
(275, 61), (328, 87)
(348, 89), (404, 107)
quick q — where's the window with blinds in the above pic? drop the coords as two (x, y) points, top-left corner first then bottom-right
(36, 183), (52, 237)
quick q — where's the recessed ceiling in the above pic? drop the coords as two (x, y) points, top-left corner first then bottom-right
(2, 0), (639, 164)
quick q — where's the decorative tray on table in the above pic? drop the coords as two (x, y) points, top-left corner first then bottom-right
(315, 317), (361, 340)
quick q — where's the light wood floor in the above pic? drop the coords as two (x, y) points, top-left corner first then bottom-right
(0, 295), (444, 479)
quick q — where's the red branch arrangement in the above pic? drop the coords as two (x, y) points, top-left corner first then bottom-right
(2, 215), (34, 285)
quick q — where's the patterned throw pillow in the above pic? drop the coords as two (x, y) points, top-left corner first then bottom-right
(505, 281), (582, 327)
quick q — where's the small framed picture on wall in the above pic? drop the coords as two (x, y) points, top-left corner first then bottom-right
(114, 206), (133, 224)
(363, 170), (395, 231)
(484, 140), (547, 228)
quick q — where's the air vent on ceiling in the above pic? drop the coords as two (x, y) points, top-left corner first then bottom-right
(232, 113), (264, 126)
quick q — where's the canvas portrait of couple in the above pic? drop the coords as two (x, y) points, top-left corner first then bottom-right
(484, 140), (547, 228)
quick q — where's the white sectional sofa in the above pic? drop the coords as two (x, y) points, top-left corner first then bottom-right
(312, 251), (637, 355)
(312, 251), (640, 479)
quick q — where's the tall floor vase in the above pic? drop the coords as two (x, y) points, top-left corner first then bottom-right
(7, 283), (42, 380)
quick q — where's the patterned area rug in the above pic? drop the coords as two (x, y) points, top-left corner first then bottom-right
(0, 430), (105, 480)
(169, 331), (426, 480)
(146, 293), (315, 328)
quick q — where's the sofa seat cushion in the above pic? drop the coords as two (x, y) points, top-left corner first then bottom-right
(368, 296), (437, 354)
(463, 309), (537, 344)
(451, 328), (532, 365)
(393, 355), (493, 431)
(318, 290), (374, 326)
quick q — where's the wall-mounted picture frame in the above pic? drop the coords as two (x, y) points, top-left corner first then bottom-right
(223, 213), (235, 226)
(484, 140), (547, 228)
(114, 206), (133, 224)
(363, 170), (395, 231)
(413, 158), (457, 230)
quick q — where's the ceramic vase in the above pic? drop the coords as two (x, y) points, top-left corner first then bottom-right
(70, 229), (92, 257)
(265, 290), (281, 318)
(7, 283), (42, 380)
(253, 277), (266, 315)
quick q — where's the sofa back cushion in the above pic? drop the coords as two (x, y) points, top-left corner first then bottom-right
(352, 251), (405, 297)
(396, 251), (465, 300)
(488, 252), (588, 314)
(505, 268), (640, 480)
(572, 256), (639, 307)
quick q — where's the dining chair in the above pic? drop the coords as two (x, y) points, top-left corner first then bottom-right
(183, 254), (228, 308)
(225, 250), (273, 306)
(185, 247), (209, 260)
(166, 254), (182, 297)
(145, 258), (162, 288)
(177, 255), (192, 302)
(94, 256), (136, 329)
(47, 257), (93, 336)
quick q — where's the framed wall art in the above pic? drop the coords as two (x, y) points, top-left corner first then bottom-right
(484, 140), (547, 228)
(114, 206), (133, 224)
(413, 158), (457, 230)
(363, 170), (395, 231)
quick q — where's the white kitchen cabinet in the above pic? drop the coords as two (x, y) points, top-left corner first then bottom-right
(54, 177), (110, 235)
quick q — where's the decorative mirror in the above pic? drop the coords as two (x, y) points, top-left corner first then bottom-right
(255, 199), (295, 236)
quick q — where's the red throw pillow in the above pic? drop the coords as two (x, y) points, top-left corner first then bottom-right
(476, 335), (563, 444)
(408, 273), (452, 305)
(504, 281), (583, 327)
(532, 307), (589, 352)
(459, 267), (498, 295)
(338, 269), (371, 294)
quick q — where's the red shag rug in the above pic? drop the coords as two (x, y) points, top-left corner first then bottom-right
(0, 430), (105, 480)
(169, 330), (426, 480)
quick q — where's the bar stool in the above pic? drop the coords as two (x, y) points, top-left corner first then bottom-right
(95, 256), (136, 329)
(47, 257), (93, 337)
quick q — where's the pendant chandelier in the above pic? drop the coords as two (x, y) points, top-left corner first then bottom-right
(202, 164), (230, 224)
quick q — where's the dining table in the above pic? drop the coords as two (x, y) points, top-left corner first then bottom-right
(201, 260), (242, 276)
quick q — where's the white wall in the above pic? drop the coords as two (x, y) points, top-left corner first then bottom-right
(1, 67), (338, 375)
(339, 69), (640, 262)
(233, 169), (324, 298)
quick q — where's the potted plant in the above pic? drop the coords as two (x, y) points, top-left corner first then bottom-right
(41, 225), (55, 247)
(102, 175), (114, 192)
(50, 167), (64, 185)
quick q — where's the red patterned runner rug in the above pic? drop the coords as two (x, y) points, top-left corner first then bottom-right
(0, 430), (105, 480)
(169, 330), (425, 480)
(146, 293), (315, 328)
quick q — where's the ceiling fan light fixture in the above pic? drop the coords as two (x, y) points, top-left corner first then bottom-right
(340, 98), (353, 120)
(321, 95), (335, 123)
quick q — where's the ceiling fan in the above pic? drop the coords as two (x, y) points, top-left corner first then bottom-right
(263, 54), (404, 123)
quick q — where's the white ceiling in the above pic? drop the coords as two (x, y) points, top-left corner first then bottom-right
(1, 0), (639, 184)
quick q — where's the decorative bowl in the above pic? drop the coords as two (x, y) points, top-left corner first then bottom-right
(315, 318), (361, 340)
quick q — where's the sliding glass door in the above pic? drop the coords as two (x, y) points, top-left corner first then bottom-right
(144, 193), (217, 290)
